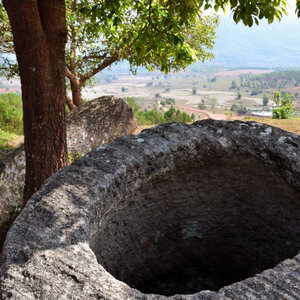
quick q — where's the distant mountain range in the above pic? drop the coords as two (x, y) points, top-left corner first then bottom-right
(210, 15), (300, 68)
(105, 14), (300, 75)
(1, 13), (299, 78)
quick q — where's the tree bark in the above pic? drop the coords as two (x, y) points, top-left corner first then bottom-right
(66, 94), (77, 111)
(71, 78), (83, 107)
(3, 0), (68, 203)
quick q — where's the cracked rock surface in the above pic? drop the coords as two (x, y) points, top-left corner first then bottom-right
(0, 120), (299, 299)
(0, 96), (136, 225)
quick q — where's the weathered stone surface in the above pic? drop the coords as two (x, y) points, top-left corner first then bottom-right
(0, 96), (136, 225)
(67, 96), (137, 156)
(0, 146), (25, 217)
(0, 120), (299, 299)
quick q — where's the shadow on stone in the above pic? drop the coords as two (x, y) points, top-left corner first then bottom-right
(1, 120), (299, 299)
(91, 142), (300, 296)
(0, 95), (137, 229)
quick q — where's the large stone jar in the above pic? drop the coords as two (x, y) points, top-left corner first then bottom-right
(1, 120), (299, 299)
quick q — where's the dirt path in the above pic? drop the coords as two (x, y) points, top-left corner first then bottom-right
(177, 105), (227, 120)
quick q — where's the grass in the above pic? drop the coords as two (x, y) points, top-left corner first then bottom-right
(0, 93), (23, 159)
(0, 129), (19, 160)
(242, 117), (300, 135)
(0, 93), (23, 135)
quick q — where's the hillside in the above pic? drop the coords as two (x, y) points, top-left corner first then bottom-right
(101, 15), (300, 75)
(199, 15), (300, 68)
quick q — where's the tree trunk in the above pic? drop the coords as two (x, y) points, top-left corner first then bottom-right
(66, 94), (77, 111)
(3, 0), (68, 203)
(71, 78), (83, 107)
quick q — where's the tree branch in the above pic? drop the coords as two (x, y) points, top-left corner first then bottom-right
(65, 66), (77, 83)
(69, 24), (77, 72)
(66, 94), (76, 110)
(80, 53), (119, 85)
(81, 53), (108, 62)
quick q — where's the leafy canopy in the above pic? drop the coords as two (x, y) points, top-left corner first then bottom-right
(0, 3), (16, 79)
(67, 0), (219, 76)
(74, 0), (299, 77)
(2, 0), (300, 83)
(126, 97), (192, 125)
(272, 91), (295, 119)
(81, 0), (295, 30)
(1, 0), (299, 101)
(1, 0), (218, 83)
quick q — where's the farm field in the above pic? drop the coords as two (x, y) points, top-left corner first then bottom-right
(82, 68), (300, 121)
(1, 68), (299, 138)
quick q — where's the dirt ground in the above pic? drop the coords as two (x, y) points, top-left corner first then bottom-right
(213, 69), (274, 77)
(81, 69), (274, 116)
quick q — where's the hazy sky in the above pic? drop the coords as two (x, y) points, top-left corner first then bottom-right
(286, 1), (297, 14)
(213, 1), (298, 18)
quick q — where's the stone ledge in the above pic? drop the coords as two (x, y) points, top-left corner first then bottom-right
(0, 120), (299, 299)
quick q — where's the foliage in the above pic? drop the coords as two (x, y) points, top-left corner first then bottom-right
(82, 0), (291, 29)
(1, 0), (296, 106)
(263, 94), (269, 106)
(78, 1), (220, 74)
(0, 1), (219, 94)
(165, 98), (175, 105)
(0, 93), (23, 135)
(161, 97), (175, 106)
(126, 97), (192, 125)
(0, 128), (17, 149)
(198, 98), (207, 109)
(280, 90), (295, 101)
(0, 4), (17, 79)
(68, 151), (85, 164)
(230, 80), (237, 89)
(0, 93), (24, 150)
(198, 103), (207, 109)
(240, 70), (300, 90)
(225, 110), (233, 120)
(230, 103), (248, 115)
(164, 106), (192, 123)
(237, 92), (242, 99)
(272, 91), (295, 119)
(250, 84), (262, 96)
(209, 97), (218, 109)
(2, 0), (298, 201)
(146, 82), (153, 87)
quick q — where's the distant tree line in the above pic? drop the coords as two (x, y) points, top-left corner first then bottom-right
(239, 70), (300, 91)
(126, 97), (192, 125)
(161, 98), (175, 106)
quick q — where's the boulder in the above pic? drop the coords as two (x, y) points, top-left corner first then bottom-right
(66, 96), (137, 156)
(0, 96), (136, 225)
(0, 120), (299, 299)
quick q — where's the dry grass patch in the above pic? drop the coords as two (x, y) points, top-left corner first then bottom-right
(242, 117), (300, 135)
